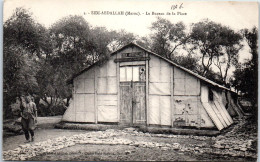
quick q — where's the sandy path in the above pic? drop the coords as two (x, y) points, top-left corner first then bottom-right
(3, 116), (86, 151)
(3, 129), (87, 151)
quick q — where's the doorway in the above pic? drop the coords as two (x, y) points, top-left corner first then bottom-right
(119, 65), (146, 125)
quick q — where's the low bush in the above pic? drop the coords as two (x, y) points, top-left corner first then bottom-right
(37, 104), (67, 117)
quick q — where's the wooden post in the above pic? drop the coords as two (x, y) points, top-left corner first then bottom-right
(159, 60), (162, 125)
(145, 52), (149, 126)
(73, 80), (76, 122)
(171, 67), (174, 127)
(117, 60), (120, 123)
(94, 67), (98, 124)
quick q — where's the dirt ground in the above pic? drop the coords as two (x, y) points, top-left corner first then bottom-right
(27, 131), (256, 161)
(30, 144), (253, 161)
(2, 116), (257, 161)
(3, 116), (86, 151)
(3, 128), (86, 151)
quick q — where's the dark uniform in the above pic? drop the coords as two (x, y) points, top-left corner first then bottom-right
(21, 98), (37, 142)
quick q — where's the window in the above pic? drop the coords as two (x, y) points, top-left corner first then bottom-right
(120, 66), (145, 82)
(126, 67), (133, 81)
(133, 67), (139, 81)
(120, 67), (126, 81)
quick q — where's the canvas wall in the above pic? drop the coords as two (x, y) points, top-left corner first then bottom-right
(172, 67), (214, 128)
(148, 55), (171, 126)
(62, 55), (118, 123)
(62, 98), (76, 122)
(173, 67), (200, 96)
(96, 55), (118, 122)
(62, 67), (96, 122)
(212, 90), (233, 125)
(200, 84), (233, 130)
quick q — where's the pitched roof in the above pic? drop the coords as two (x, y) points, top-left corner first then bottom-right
(69, 42), (232, 92)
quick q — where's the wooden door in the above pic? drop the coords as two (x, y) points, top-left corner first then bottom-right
(119, 65), (146, 125)
(132, 82), (146, 125)
(119, 82), (132, 124)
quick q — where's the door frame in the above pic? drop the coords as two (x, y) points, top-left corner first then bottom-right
(118, 64), (147, 126)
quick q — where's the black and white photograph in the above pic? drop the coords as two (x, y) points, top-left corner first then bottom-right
(2, 0), (259, 161)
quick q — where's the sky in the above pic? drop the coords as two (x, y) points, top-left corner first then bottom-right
(3, 0), (259, 66)
(4, 0), (258, 35)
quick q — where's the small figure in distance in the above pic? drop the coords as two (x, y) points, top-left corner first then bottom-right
(20, 95), (37, 143)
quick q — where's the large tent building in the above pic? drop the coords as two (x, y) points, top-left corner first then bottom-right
(62, 43), (243, 131)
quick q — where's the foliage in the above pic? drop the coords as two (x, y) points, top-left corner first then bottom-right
(3, 45), (39, 118)
(37, 102), (67, 117)
(242, 27), (258, 67)
(50, 15), (93, 69)
(135, 36), (152, 49)
(190, 19), (243, 82)
(90, 27), (114, 62)
(190, 20), (224, 76)
(4, 7), (51, 58)
(202, 69), (223, 85)
(3, 8), (54, 118)
(150, 17), (189, 59)
(231, 27), (258, 109)
(172, 54), (200, 73)
(213, 27), (243, 84)
(35, 60), (72, 109)
(108, 29), (136, 52)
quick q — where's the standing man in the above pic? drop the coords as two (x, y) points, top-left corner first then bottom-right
(20, 95), (37, 143)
